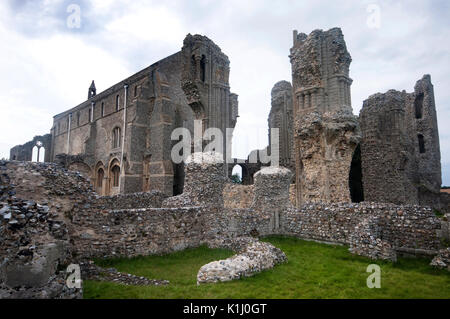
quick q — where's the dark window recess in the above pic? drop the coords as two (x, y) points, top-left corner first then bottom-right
(414, 93), (424, 119)
(418, 134), (426, 153)
(349, 144), (364, 203)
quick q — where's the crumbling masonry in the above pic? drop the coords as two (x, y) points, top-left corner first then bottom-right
(10, 34), (239, 197)
(3, 28), (449, 299)
(289, 28), (361, 205)
(360, 75), (442, 207)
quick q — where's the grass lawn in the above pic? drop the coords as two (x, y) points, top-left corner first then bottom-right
(83, 236), (450, 299)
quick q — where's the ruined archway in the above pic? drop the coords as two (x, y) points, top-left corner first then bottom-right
(231, 164), (242, 184)
(349, 144), (364, 203)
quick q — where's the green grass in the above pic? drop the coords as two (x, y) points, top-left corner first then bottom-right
(84, 236), (450, 299)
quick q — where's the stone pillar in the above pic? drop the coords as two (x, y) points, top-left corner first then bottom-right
(251, 166), (293, 212)
(163, 152), (226, 208)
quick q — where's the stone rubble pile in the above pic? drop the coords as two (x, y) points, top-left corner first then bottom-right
(430, 248), (450, 271)
(197, 237), (287, 284)
(0, 160), (81, 299)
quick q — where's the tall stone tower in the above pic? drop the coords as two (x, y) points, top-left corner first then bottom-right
(268, 81), (294, 173)
(290, 28), (361, 205)
(181, 34), (239, 172)
(360, 75), (441, 206)
(411, 75), (442, 197)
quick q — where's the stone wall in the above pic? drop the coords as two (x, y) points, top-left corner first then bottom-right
(10, 134), (52, 162)
(359, 75), (442, 207)
(94, 191), (167, 210)
(223, 183), (254, 209)
(1, 158), (446, 297)
(70, 206), (213, 259)
(0, 160), (83, 299)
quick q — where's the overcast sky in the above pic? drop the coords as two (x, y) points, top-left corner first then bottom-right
(0, 0), (449, 184)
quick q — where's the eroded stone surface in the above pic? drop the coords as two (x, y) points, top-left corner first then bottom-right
(360, 75), (442, 208)
(197, 238), (287, 284)
(290, 28), (361, 205)
(430, 248), (450, 271)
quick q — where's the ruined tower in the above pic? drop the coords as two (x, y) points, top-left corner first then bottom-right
(290, 28), (361, 205)
(181, 34), (239, 171)
(360, 75), (441, 206)
(268, 81), (294, 173)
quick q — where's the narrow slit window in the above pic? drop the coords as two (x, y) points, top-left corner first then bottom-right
(415, 93), (424, 119)
(418, 134), (425, 153)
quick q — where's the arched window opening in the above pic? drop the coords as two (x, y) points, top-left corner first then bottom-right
(200, 55), (206, 82)
(97, 168), (104, 188)
(418, 134), (426, 153)
(116, 95), (120, 111)
(38, 147), (45, 162)
(231, 165), (242, 184)
(134, 85), (138, 97)
(32, 146), (38, 162)
(414, 93), (424, 119)
(112, 165), (120, 187)
(112, 127), (121, 149)
(101, 102), (105, 117)
(32, 141), (44, 163)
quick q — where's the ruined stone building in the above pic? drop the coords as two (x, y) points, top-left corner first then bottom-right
(9, 34), (239, 196)
(359, 75), (441, 206)
(267, 81), (294, 173)
(289, 28), (361, 205)
(9, 28), (444, 210)
(263, 28), (442, 209)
